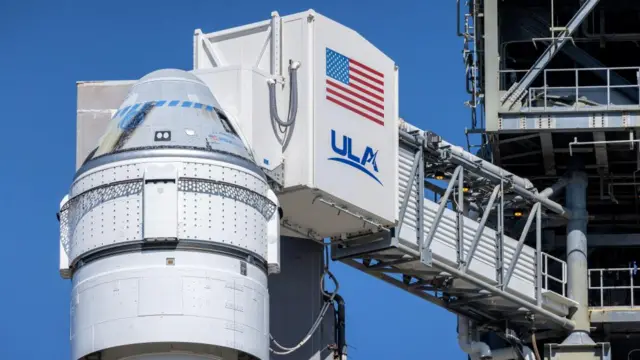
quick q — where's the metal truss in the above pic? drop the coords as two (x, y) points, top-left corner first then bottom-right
(332, 129), (576, 333)
(500, 0), (602, 110)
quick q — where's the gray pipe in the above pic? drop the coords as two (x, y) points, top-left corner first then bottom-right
(441, 140), (535, 190)
(490, 345), (536, 360)
(399, 128), (571, 218)
(268, 61), (300, 128)
(458, 315), (537, 360)
(563, 170), (594, 343)
(539, 176), (570, 199)
(458, 316), (492, 360)
(268, 62), (300, 150)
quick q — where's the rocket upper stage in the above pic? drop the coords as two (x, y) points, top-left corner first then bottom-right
(86, 68), (253, 165)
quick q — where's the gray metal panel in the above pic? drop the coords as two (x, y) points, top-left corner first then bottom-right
(268, 237), (335, 360)
(77, 81), (134, 169)
(483, 0), (500, 132)
(498, 110), (640, 131)
(544, 342), (611, 360)
(590, 309), (640, 324)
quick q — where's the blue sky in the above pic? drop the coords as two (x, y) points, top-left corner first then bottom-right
(0, 1), (471, 358)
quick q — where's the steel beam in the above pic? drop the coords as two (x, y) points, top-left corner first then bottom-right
(536, 202), (542, 306)
(341, 258), (449, 309)
(457, 167), (465, 265)
(593, 132), (609, 175)
(421, 166), (462, 264)
(503, 203), (541, 288)
(398, 149), (422, 235)
(462, 185), (500, 272)
(501, 0), (602, 109)
(483, 0), (500, 132)
(540, 133), (557, 176)
(430, 259), (576, 330)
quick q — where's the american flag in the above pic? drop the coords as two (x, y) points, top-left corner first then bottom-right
(325, 48), (385, 126)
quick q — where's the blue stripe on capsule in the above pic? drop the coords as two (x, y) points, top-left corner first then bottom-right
(168, 100), (180, 107)
(154, 100), (167, 107)
(205, 105), (214, 112)
(193, 103), (203, 109)
(182, 101), (193, 108)
(118, 105), (131, 117)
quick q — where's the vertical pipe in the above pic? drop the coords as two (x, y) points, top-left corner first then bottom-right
(498, 180), (505, 284)
(331, 294), (346, 360)
(562, 170), (594, 344)
(418, 149), (425, 248)
(458, 168), (465, 265)
(536, 204), (542, 306)
(631, 271), (635, 307)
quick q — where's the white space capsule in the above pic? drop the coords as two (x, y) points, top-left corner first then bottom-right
(58, 69), (280, 360)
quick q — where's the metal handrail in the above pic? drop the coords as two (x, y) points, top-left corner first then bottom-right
(588, 267), (640, 308)
(500, 66), (640, 111)
(542, 252), (567, 297)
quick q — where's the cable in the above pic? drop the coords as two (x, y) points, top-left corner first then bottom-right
(531, 332), (541, 360)
(268, 61), (300, 151)
(270, 246), (339, 356)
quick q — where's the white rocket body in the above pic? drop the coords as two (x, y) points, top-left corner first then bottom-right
(59, 69), (280, 360)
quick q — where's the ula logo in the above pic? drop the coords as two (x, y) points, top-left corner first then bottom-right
(329, 129), (382, 185)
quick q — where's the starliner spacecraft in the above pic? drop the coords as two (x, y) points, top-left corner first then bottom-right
(59, 69), (281, 360)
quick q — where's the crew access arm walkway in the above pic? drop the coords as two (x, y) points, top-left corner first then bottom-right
(332, 121), (577, 334)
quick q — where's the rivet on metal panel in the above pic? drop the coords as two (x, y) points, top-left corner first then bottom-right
(623, 112), (630, 127)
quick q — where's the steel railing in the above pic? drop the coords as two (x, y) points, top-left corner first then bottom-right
(542, 252), (567, 297)
(500, 66), (640, 111)
(589, 267), (640, 308)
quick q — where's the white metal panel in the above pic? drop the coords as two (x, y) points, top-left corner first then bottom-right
(143, 164), (179, 240)
(71, 251), (268, 360)
(266, 189), (281, 274)
(194, 19), (272, 70)
(312, 14), (398, 226)
(193, 10), (399, 239)
(64, 157), (273, 264)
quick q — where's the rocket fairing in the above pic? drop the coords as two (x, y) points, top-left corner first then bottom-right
(59, 69), (279, 360)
